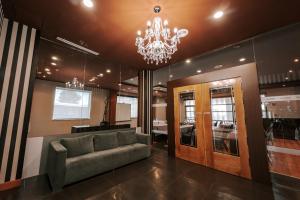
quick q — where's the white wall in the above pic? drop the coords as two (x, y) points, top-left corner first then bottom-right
(22, 137), (43, 179)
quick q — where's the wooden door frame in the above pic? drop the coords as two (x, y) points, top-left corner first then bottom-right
(167, 63), (270, 184)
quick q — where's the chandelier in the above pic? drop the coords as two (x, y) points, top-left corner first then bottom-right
(66, 77), (84, 89)
(135, 6), (188, 65)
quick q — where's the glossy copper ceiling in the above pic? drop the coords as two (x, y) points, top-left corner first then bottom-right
(2, 0), (300, 70)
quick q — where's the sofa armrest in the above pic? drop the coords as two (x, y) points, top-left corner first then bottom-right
(47, 141), (67, 191)
(135, 133), (151, 145)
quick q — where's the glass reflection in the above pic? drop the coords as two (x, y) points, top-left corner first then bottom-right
(179, 91), (197, 147)
(210, 85), (239, 156)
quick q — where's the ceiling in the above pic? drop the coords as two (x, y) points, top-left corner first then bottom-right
(35, 39), (139, 93)
(3, 0), (300, 70)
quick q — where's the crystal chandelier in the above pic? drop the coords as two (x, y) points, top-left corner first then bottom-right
(66, 77), (84, 89)
(135, 6), (188, 65)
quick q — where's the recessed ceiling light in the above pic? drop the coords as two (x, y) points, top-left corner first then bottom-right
(97, 73), (104, 77)
(239, 58), (246, 62)
(44, 68), (50, 72)
(185, 59), (191, 64)
(213, 11), (224, 19)
(51, 56), (58, 61)
(83, 0), (94, 8)
(214, 65), (223, 69)
(196, 70), (202, 73)
(106, 69), (111, 73)
(51, 62), (57, 66)
(289, 70), (293, 73)
(294, 58), (299, 63)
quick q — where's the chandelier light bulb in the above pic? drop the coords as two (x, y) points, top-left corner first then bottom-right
(137, 30), (142, 36)
(147, 21), (151, 27)
(174, 27), (178, 33)
(163, 20), (168, 26)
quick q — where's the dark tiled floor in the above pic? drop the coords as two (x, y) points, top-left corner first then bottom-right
(1, 146), (300, 200)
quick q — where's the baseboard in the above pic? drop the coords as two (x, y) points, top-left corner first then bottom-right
(0, 179), (22, 191)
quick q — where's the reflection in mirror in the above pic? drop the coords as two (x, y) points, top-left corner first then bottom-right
(179, 91), (196, 147)
(29, 38), (139, 137)
(210, 83), (239, 156)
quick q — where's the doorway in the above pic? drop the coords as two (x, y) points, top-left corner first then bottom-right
(174, 78), (251, 179)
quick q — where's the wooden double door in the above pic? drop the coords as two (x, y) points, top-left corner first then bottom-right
(174, 78), (251, 179)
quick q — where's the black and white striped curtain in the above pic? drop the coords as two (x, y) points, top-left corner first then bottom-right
(0, 18), (39, 183)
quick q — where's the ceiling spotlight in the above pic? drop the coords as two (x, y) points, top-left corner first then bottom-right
(294, 58), (299, 63)
(289, 70), (293, 73)
(51, 56), (58, 61)
(97, 73), (104, 77)
(106, 69), (111, 73)
(51, 62), (57, 66)
(185, 59), (191, 64)
(214, 65), (223, 69)
(213, 11), (224, 19)
(83, 0), (94, 8)
(196, 70), (202, 73)
(239, 58), (246, 62)
(44, 68), (50, 72)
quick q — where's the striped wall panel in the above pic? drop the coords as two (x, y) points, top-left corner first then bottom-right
(0, 18), (39, 183)
(0, 0), (3, 32)
(138, 70), (153, 135)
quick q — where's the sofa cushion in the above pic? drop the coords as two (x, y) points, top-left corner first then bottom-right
(117, 130), (137, 146)
(94, 132), (118, 151)
(65, 149), (117, 185)
(61, 135), (94, 158)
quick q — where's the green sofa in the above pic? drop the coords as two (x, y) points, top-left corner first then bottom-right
(47, 129), (151, 191)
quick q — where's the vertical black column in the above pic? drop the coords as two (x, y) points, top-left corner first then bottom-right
(138, 70), (153, 135)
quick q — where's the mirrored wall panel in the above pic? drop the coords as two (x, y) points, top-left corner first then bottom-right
(179, 91), (197, 147)
(210, 85), (239, 156)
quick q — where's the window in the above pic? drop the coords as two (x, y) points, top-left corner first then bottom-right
(117, 96), (138, 118)
(53, 87), (92, 120)
(185, 100), (195, 122)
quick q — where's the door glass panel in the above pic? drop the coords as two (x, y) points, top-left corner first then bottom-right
(179, 91), (197, 147)
(210, 84), (239, 156)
